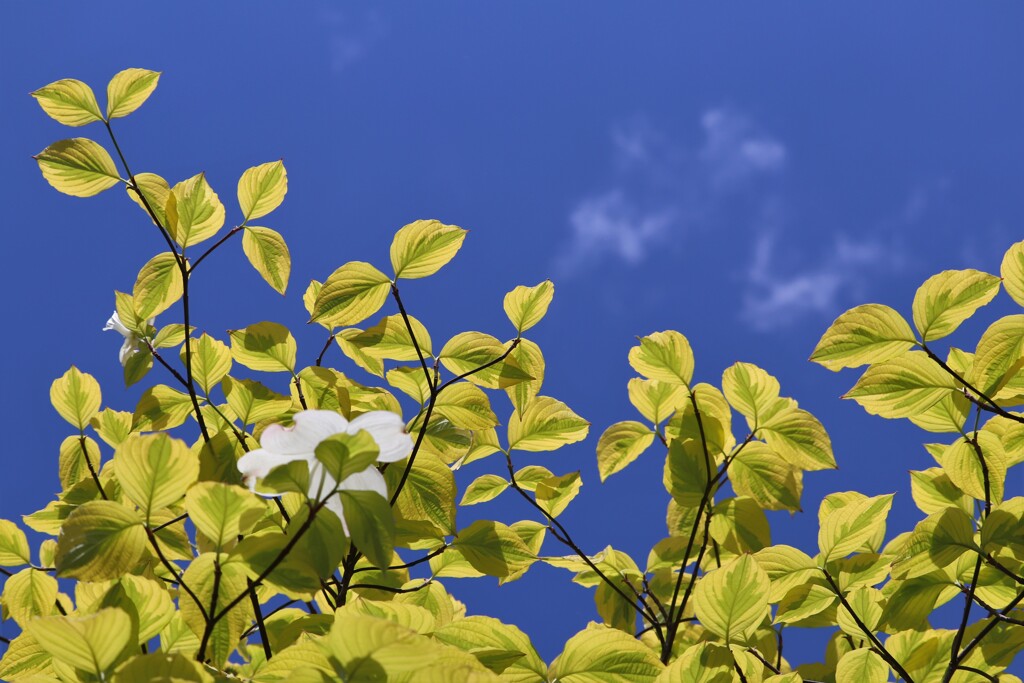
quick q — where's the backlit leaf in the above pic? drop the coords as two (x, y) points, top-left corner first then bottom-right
(27, 608), (131, 676)
(242, 226), (291, 294)
(596, 421), (655, 482)
(54, 501), (146, 581)
(114, 433), (198, 520)
(391, 219), (467, 279)
(844, 350), (957, 419)
(692, 554), (770, 644)
(238, 160), (287, 221)
(312, 261), (392, 326)
(184, 482), (265, 551)
(31, 78), (103, 126)
(628, 330), (694, 387)
(453, 520), (535, 578)
(504, 281), (555, 334)
(835, 648), (888, 683)
(913, 269), (1001, 341)
(508, 396), (589, 452)
(167, 172), (225, 248)
(550, 625), (663, 683)
(811, 303), (917, 371)
(35, 137), (121, 196)
(50, 366), (101, 430)
(1001, 240), (1024, 307)
(229, 321), (296, 372)
(106, 68), (161, 119)
(440, 332), (533, 389)
(818, 494), (893, 562)
(133, 251), (183, 318)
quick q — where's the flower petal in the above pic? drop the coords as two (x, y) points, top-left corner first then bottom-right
(349, 411), (413, 463)
(237, 448), (303, 487)
(103, 311), (131, 337)
(260, 410), (350, 456)
(337, 465), (388, 499)
(118, 338), (137, 367)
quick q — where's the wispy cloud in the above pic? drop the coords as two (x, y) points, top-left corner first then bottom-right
(557, 109), (786, 276)
(740, 229), (895, 332)
(320, 8), (387, 73)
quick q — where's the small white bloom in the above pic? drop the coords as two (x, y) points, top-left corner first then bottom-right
(236, 409), (413, 533)
(102, 311), (151, 366)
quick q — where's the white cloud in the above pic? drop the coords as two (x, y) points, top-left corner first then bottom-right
(556, 190), (675, 276)
(740, 231), (895, 332)
(557, 109), (786, 277)
(700, 108), (786, 189)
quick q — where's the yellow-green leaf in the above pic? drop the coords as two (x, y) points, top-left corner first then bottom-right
(596, 420), (655, 482)
(50, 366), (101, 430)
(1001, 240), (1024, 307)
(731, 441), (803, 512)
(127, 172), (171, 228)
(505, 338), (545, 417)
(222, 377), (292, 425)
(185, 482), (265, 552)
(434, 382), (498, 430)
(453, 520), (535, 578)
(114, 433), (198, 520)
(890, 507), (977, 580)
(811, 303), (917, 371)
(391, 219), (467, 279)
(347, 313), (433, 360)
(106, 68), (161, 119)
(3, 568), (59, 627)
(722, 362), (784, 428)
(536, 471), (582, 518)
(760, 406), (837, 471)
(941, 432), (1007, 504)
(181, 333), (232, 394)
(0, 519), (31, 566)
(843, 350), (957, 419)
(112, 652), (208, 683)
(508, 396), (589, 452)
(969, 314), (1024, 397)
(504, 281), (555, 334)
(35, 137), (121, 197)
(628, 330), (694, 387)
(229, 321), (296, 372)
(628, 378), (687, 425)
(242, 226), (291, 294)
(167, 172), (225, 248)
(692, 554), (770, 644)
(238, 160), (287, 221)
(655, 642), (735, 683)
(818, 494), (894, 562)
(440, 332), (533, 389)
(550, 625), (663, 683)
(179, 553), (251, 667)
(133, 251), (183, 318)
(132, 384), (195, 432)
(835, 648), (888, 683)
(460, 474), (509, 506)
(312, 261), (392, 326)
(27, 608), (131, 676)
(31, 79), (103, 126)
(913, 269), (1001, 341)
(54, 501), (146, 581)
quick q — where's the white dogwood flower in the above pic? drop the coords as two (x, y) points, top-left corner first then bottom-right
(102, 311), (151, 366)
(236, 409), (412, 532)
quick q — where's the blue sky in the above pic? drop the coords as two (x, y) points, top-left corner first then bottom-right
(2, 2), (1022, 668)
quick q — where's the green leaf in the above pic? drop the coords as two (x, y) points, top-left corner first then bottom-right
(835, 586), (884, 638)
(628, 330), (694, 387)
(112, 652), (208, 683)
(508, 396), (589, 452)
(50, 366), (101, 430)
(184, 482), (265, 551)
(663, 438), (710, 506)
(127, 172), (171, 228)
(385, 451), (456, 540)
(969, 314), (1024, 397)
(773, 579), (837, 626)
(843, 350), (957, 419)
(3, 568), (59, 627)
(835, 648), (888, 683)
(106, 68), (161, 119)
(535, 471), (583, 518)
(941, 432), (1007, 504)
(434, 382), (499, 430)
(335, 328), (386, 377)
(628, 378), (687, 425)
(753, 545), (818, 602)
(238, 160), (288, 221)
(260, 460), (310, 495)
(115, 433), (198, 520)
(433, 616), (547, 682)
(504, 281), (555, 334)
(132, 384), (195, 432)
(232, 530), (322, 596)
(340, 489), (395, 570)
(909, 467), (973, 516)
(229, 321), (296, 372)
(596, 420), (655, 482)
(31, 79), (103, 126)
(167, 172), (225, 248)
(891, 507), (978, 580)
(26, 608), (131, 676)
(1001, 240), (1024, 307)
(731, 441), (803, 512)
(390, 219), (467, 279)
(312, 261), (392, 326)
(460, 474), (509, 506)
(0, 519), (31, 566)
(55, 501), (146, 581)
(347, 313), (433, 360)
(314, 431), (380, 485)
(505, 338), (546, 417)
(453, 520), (536, 578)
(550, 625), (663, 683)
(0, 632), (55, 681)
(133, 251), (183, 318)
(760, 405), (837, 471)
(222, 376), (291, 424)
(913, 268), (1001, 341)
(722, 361), (783, 428)
(818, 493), (894, 562)
(440, 332), (533, 389)
(242, 226), (291, 294)
(386, 366), (432, 404)
(656, 642), (735, 683)
(123, 346), (154, 387)
(180, 333), (232, 394)
(35, 137), (121, 196)
(179, 553), (251, 667)
(811, 303), (918, 371)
